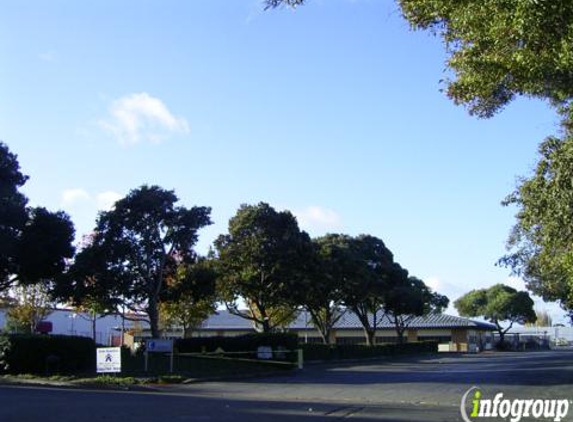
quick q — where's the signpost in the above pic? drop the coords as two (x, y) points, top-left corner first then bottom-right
(144, 339), (174, 373)
(96, 347), (122, 374)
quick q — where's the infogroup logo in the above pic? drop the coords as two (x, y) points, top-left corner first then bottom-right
(460, 386), (570, 422)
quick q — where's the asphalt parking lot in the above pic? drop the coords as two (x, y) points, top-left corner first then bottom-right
(1, 350), (572, 422)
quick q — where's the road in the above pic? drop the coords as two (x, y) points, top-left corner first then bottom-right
(1, 350), (572, 422)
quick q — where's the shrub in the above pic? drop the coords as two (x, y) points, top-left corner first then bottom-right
(300, 341), (438, 361)
(0, 334), (96, 375)
(176, 332), (298, 360)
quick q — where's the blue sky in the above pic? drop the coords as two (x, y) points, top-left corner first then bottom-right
(1, 1), (566, 321)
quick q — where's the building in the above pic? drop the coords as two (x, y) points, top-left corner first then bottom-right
(194, 310), (496, 353)
(0, 307), (149, 346)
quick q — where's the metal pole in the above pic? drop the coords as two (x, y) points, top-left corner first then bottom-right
(297, 348), (303, 370)
(144, 350), (148, 372)
(170, 350), (174, 373)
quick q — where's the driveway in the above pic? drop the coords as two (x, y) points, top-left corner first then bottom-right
(1, 350), (571, 422)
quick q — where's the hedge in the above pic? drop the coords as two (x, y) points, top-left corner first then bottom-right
(176, 332), (298, 360)
(301, 341), (438, 361)
(0, 334), (96, 375)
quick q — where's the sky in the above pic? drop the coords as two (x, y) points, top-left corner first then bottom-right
(1, 0), (567, 322)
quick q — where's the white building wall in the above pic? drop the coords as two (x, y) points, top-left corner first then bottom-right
(0, 308), (149, 345)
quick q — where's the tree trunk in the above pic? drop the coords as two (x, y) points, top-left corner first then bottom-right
(261, 318), (271, 333)
(498, 329), (505, 345)
(319, 328), (333, 345)
(148, 299), (161, 338)
(92, 314), (97, 343)
(364, 328), (376, 346)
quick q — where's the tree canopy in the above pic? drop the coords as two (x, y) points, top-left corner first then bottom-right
(455, 284), (536, 342)
(267, 1), (573, 119)
(67, 185), (212, 338)
(384, 275), (449, 343)
(301, 234), (354, 344)
(214, 202), (312, 332)
(500, 134), (573, 313)
(0, 142), (75, 292)
(337, 235), (397, 346)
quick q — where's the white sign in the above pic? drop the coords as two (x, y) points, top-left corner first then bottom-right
(146, 339), (173, 353)
(257, 346), (273, 360)
(96, 347), (121, 373)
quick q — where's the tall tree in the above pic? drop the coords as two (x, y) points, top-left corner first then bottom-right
(384, 275), (449, 344)
(0, 143), (75, 292)
(301, 234), (351, 345)
(455, 284), (536, 344)
(0, 142), (28, 291)
(214, 202), (312, 333)
(339, 235), (396, 346)
(500, 134), (573, 313)
(69, 185), (211, 338)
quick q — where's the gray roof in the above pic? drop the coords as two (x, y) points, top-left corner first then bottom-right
(200, 310), (496, 331)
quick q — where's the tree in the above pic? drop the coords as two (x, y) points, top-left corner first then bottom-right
(339, 235), (396, 346)
(0, 143), (75, 292)
(384, 275), (449, 343)
(0, 142), (28, 291)
(5, 284), (53, 334)
(214, 202), (312, 333)
(500, 134), (573, 313)
(52, 235), (128, 341)
(160, 258), (218, 338)
(267, 1), (573, 119)
(526, 310), (552, 328)
(455, 284), (536, 344)
(300, 234), (351, 345)
(16, 207), (75, 285)
(70, 185), (211, 338)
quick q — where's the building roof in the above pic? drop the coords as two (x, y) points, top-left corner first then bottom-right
(199, 310), (497, 331)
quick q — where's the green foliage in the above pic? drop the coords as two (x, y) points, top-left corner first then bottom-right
(17, 207), (75, 285)
(5, 284), (53, 334)
(0, 142), (29, 291)
(500, 135), (573, 312)
(303, 235), (357, 344)
(301, 341), (438, 361)
(384, 276), (449, 342)
(160, 257), (218, 337)
(0, 334), (96, 374)
(398, 0), (573, 118)
(455, 284), (536, 340)
(337, 235), (398, 346)
(269, 1), (573, 118)
(0, 143), (75, 292)
(62, 185), (212, 338)
(214, 202), (312, 332)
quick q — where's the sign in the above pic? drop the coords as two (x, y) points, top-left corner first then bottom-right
(257, 346), (273, 360)
(96, 347), (121, 373)
(146, 339), (173, 353)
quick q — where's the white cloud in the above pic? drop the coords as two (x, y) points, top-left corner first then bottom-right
(61, 188), (91, 206)
(61, 188), (123, 211)
(294, 206), (342, 232)
(99, 92), (189, 145)
(96, 191), (122, 211)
